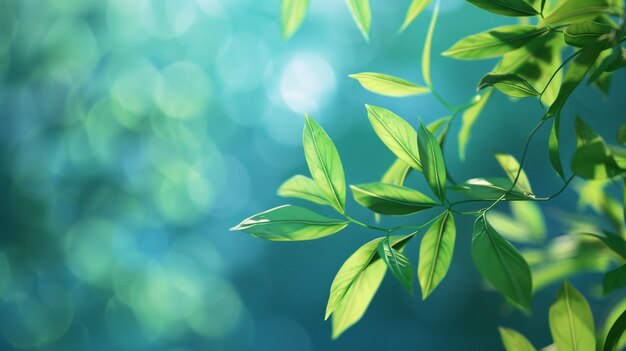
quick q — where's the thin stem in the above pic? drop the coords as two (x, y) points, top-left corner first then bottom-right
(540, 48), (583, 98)
(430, 87), (456, 111)
(344, 214), (391, 233)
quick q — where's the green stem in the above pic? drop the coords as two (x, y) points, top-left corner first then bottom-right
(430, 87), (457, 111)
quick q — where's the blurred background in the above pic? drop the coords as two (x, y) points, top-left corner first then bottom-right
(0, 0), (624, 350)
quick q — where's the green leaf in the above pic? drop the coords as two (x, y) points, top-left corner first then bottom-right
(278, 175), (330, 206)
(584, 232), (626, 258)
(564, 21), (614, 48)
(549, 281), (596, 351)
(571, 140), (624, 180)
(478, 73), (540, 98)
(443, 26), (548, 60)
(459, 91), (492, 160)
(495, 153), (533, 195)
(451, 177), (535, 200)
(350, 182), (437, 215)
(466, 0), (540, 16)
(603, 264), (626, 294)
(617, 125), (626, 145)
(422, 0), (439, 87)
(399, 0), (433, 32)
(381, 159), (412, 186)
(349, 72), (429, 97)
(345, 0), (371, 40)
(603, 306), (626, 351)
(377, 238), (414, 294)
(427, 116), (452, 136)
(549, 112), (565, 179)
(498, 327), (537, 351)
(574, 115), (602, 147)
(541, 0), (611, 26)
(489, 201), (546, 244)
(303, 115), (346, 213)
(418, 211), (456, 299)
(231, 205), (349, 241)
(418, 121), (447, 201)
(472, 216), (533, 312)
(366, 105), (422, 171)
(280, 0), (310, 39)
(589, 47), (625, 84)
(327, 234), (413, 338)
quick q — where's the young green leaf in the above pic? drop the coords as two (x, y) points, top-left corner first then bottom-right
(451, 178), (535, 200)
(350, 182), (437, 215)
(495, 153), (533, 195)
(472, 216), (533, 312)
(549, 281), (595, 351)
(603, 264), (626, 294)
(231, 205), (348, 241)
(418, 121), (447, 201)
(571, 141), (624, 180)
(345, 0), (371, 40)
(478, 73), (540, 98)
(422, 0), (439, 87)
(418, 211), (456, 299)
(541, 0), (611, 26)
(381, 159), (412, 186)
(498, 327), (537, 351)
(564, 21), (614, 48)
(466, 0), (540, 16)
(399, 0), (433, 32)
(281, 0), (310, 39)
(348, 72), (429, 97)
(278, 175), (331, 206)
(366, 105), (422, 171)
(459, 91), (492, 160)
(443, 26), (548, 60)
(603, 307), (626, 351)
(377, 238), (414, 294)
(303, 115), (346, 213)
(548, 113), (565, 179)
(488, 201), (546, 244)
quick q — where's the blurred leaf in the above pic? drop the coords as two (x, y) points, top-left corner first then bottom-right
(478, 73), (540, 98)
(349, 72), (429, 97)
(498, 327), (537, 351)
(443, 26), (548, 60)
(377, 237), (414, 294)
(589, 47), (624, 84)
(488, 201), (546, 244)
(602, 298), (626, 351)
(466, 0), (540, 16)
(472, 216), (533, 312)
(231, 205), (348, 241)
(366, 105), (422, 171)
(495, 153), (533, 195)
(427, 116), (452, 136)
(422, 0), (439, 87)
(451, 178), (535, 200)
(459, 91), (492, 160)
(278, 175), (330, 206)
(574, 116), (602, 147)
(418, 211), (456, 299)
(617, 125), (626, 145)
(549, 281), (595, 351)
(549, 113), (565, 179)
(576, 179), (624, 234)
(564, 21), (614, 48)
(541, 0), (611, 26)
(603, 264), (626, 294)
(281, 0), (310, 39)
(381, 159), (412, 186)
(584, 232), (626, 258)
(571, 141), (624, 180)
(399, 0), (433, 32)
(303, 115), (346, 213)
(350, 182), (437, 215)
(345, 0), (371, 40)
(418, 121), (447, 201)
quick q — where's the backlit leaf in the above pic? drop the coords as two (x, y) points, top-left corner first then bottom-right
(571, 141), (624, 180)
(418, 121), (447, 200)
(549, 281), (595, 351)
(459, 91), (492, 160)
(466, 0), (540, 16)
(603, 306), (626, 351)
(349, 72), (429, 97)
(377, 237), (414, 294)
(498, 327), (537, 351)
(564, 21), (614, 48)
(495, 153), (533, 195)
(381, 159), (412, 186)
(345, 0), (371, 40)
(422, 0), (439, 87)
(399, 0), (433, 32)
(278, 175), (330, 206)
(603, 264), (626, 294)
(281, 0), (310, 39)
(350, 182), (437, 215)
(451, 178), (535, 200)
(478, 73), (540, 98)
(489, 201), (546, 244)
(542, 0), (611, 26)
(418, 211), (456, 299)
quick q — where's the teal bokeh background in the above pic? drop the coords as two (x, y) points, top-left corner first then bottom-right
(0, 0), (624, 350)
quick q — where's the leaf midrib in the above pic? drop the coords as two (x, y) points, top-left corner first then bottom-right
(447, 28), (545, 55)
(564, 285), (579, 351)
(352, 185), (432, 208)
(354, 74), (425, 91)
(544, 6), (609, 25)
(425, 212), (449, 295)
(307, 120), (343, 212)
(370, 109), (422, 169)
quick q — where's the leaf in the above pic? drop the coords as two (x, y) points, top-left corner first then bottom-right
(418, 211), (456, 299)
(399, 0), (433, 32)
(459, 91), (492, 160)
(498, 327), (537, 351)
(377, 238), (414, 294)
(303, 115), (346, 213)
(495, 153), (533, 195)
(541, 0), (611, 26)
(350, 182), (437, 215)
(381, 159), (412, 186)
(478, 73), (540, 98)
(617, 125), (626, 145)
(549, 112), (565, 179)
(564, 21), (614, 48)
(589, 47), (625, 84)
(549, 281), (596, 351)
(327, 234), (413, 338)
(574, 115), (602, 147)
(472, 216), (533, 312)
(451, 178), (535, 200)
(231, 205), (349, 241)
(603, 264), (626, 294)
(418, 121), (447, 201)
(443, 26), (548, 60)
(489, 201), (546, 244)
(278, 175), (330, 206)
(603, 306), (626, 351)
(584, 232), (626, 258)
(571, 140), (624, 180)
(349, 72), (429, 97)
(466, 0), (540, 16)
(427, 116), (452, 136)
(422, 0), (439, 87)
(366, 105), (422, 171)
(281, 0), (310, 39)
(345, 0), (371, 40)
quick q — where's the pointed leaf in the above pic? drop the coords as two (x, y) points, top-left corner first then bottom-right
(564, 21), (614, 48)
(345, 0), (371, 40)
(366, 105), (422, 171)
(418, 121), (447, 200)
(418, 211), (456, 299)
(472, 216), (533, 312)
(489, 201), (546, 244)
(303, 115), (346, 213)
(278, 175), (330, 206)
(381, 159), (412, 186)
(495, 153), (533, 195)
(377, 238), (414, 294)
(549, 112), (565, 179)
(281, 0), (310, 39)
(603, 264), (626, 294)
(585, 232), (626, 258)
(466, 0), (540, 16)
(571, 140), (624, 180)
(459, 91), (492, 160)
(574, 115), (602, 147)
(350, 182), (437, 215)
(603, 307), (626, 351)
(399, 0), (433, 32)
(541, 0), (611, 26)
(231, 205), (348, 241)
(478, 73), (540, 98)
(499, 327), (537, 351)
(349, 72), (429, 97)
(422, 0), (438, 87)
(451, 178), (535, 200)
(443, 26), (548, 60)
(549, 281), (595, 351)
